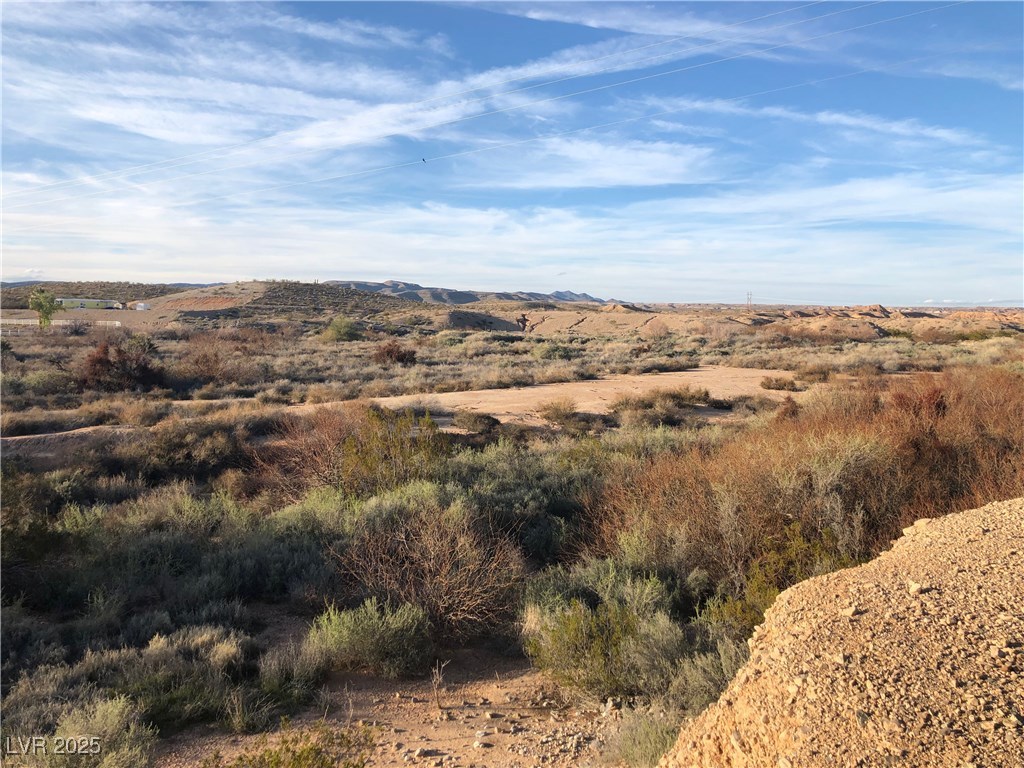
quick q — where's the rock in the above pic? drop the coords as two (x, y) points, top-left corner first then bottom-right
(656, 498), (1024, 768)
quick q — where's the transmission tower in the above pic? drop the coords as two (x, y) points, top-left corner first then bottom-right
(746, 291), (752, 311)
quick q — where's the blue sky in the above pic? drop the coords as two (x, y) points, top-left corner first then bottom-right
(2, 1), (1022, 305)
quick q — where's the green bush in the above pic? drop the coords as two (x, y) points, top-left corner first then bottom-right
(532, 342), (580, 361)
(662, 636), (748, 717)
(322, 316), (362, 342)
(44, 695), (156, 768)
(522, 561), (687, 700)
(306, 599), (433, 679)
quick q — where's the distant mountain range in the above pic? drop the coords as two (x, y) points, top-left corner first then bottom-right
(325, 279), (606, 305)
(1, 278), (606, 307)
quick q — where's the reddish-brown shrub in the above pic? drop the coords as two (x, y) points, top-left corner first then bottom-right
(589, 366), (1024, 593)
(79, 336), (163, 392)
(373, 340), (416, 366)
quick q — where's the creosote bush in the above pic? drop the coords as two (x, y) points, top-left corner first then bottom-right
(322, 316), (362, 342)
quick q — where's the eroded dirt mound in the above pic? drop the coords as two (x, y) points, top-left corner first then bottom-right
(660, 498), (1024, 768)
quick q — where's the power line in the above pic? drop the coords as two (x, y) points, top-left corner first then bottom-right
(6, 0), (957, 213)
(2, 0), (833, 200)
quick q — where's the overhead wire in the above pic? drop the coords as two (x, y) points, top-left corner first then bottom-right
(5, 0), (956, 212)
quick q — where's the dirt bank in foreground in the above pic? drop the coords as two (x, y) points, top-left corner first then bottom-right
(660, 497), (1024, 768)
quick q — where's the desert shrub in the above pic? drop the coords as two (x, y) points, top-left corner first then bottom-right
(607, 709), (679, 768)
(452, 409), (501, 434)
(255, 406), (447, 502)
(372, 340), (416, 366)
(759, 375), (801, 391)
(135, 416), (248, 481)
(3, 625), (257, 735)
(795, 364), (834, 383)
(522, 560), (687, 699)
(79, 336), (163, 392)
(662, 635), (748, 717)
(322, 316), (361, 342)
(258, 641), (331, 707)
(537, 397), (579, 426)
(443, 439), (609, 563)
(532, 342), (580, 361)
(592, 366), (1024, 611)
(42, 695), (156, 768)
(21, 370), (78, 397)
(305, 599), (433, 679)
(1, 601), (67, 691)
(611, 386), (710, 428)
(523, 599), (687, 700)
(62, 319), (92, 337)
(199, 720), (373, 768)
(342, 482), (526, 638)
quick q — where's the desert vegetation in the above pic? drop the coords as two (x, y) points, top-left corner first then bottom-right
(2, 285), (1023, 766)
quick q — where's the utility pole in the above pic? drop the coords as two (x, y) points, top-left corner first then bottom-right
(746, 291), (752, 311)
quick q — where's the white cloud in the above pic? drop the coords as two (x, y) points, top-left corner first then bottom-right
(640, 97), (985, 147)
(458, 136), (716, 189)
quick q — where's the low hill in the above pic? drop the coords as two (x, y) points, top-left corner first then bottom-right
(0, 281), (207, 309)
(660, 497), (1024, 768)
(326, 279), (605, 305)
(173, 281), (411, 322)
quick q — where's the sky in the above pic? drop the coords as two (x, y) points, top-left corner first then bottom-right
(2, 1), (1022, 305)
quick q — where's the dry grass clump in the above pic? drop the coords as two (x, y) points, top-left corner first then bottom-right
(759, 375), (802, 391)
(611, 386), (711, 428)
(538, 397), (579, 426)
(452, 410), (501, 434)
(199, 720), (374, 768)
(305, 599), (433, 678)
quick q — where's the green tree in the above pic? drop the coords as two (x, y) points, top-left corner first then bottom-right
(28, 288), (64, 328)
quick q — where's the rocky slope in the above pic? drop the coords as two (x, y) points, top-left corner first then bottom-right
(660, 498), (1024, 768)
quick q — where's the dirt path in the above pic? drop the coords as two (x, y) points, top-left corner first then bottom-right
(155, 649), (615, 768)
(369, 366), (806, 426)
(660, 497), (1024, 768)
(0, 424), (142, 469)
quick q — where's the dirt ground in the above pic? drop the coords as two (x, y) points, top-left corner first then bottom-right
(660, 497), (1024, 768)
(0, 366), (806, 466)
(371, 366), (807, 426)
(154, 648), (617, 768)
